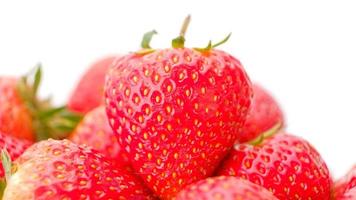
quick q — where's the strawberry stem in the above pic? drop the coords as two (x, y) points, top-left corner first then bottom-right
(172, 15), (191, 48)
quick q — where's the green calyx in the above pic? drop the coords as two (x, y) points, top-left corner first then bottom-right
(141, 30), (157, 49)
(248, 121), (283, 146)
(0, 149), (12, 198)
(194, 33), (232, 53)
(172, 15), (191, 48)
(136, 30), (157, 55)
(17, 65), (82, 141)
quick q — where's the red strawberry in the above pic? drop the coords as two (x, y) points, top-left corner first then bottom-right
(0, 131), (32, 178)
(69, 106), (129, 164)
(0, 77), (34, 141)
(238, 83), (284, 143)
(334, 165), (356, 199)
(1, 139), (154, 199)
(105, 16), (253, 199)
(68, 56), (117, 114)
(0, 66), (82, 141)
(176, 176), (278, 200)
(217, 133), (332, 199)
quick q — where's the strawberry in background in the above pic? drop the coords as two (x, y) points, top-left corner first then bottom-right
(218, 133), (332, 199)
(1, 139), (154, 200)
(176, 176), (278, 200)
(69, 106), (129, 165)
(238, 83), (284, 143)
(68, 56), (117, 114)
(0, 66), (81, 141)
(334, 165), (356, 199)
(105, 16), (253, 199)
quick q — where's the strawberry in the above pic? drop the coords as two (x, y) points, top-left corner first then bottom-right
(334, 165), (356, 199)
(217, 133), (332, 199)
(176, 176), (278, 200)
(69, 106), (129, 164)
(0, 66), (82, 141)
(1, 139), (154, 199)
(0, 131), (31, 178)
(238, 83), (284, 143)
(68, 56), (117, 114)
(105, 16), (253, 199)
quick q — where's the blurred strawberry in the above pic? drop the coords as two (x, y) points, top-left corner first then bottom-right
(105, 17), (253, 199)
(69, 106), (129, 165)
(238, 84), (284, 143)
(334, 165), (356, 199)
(0, 66), (82, 141)
(68, 56), (117, 114)
(1, 139), (154, 199)
(176, 176), (278, 200)
(218, 133), (332, 199)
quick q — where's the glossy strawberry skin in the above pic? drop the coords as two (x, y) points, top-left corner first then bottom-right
(0, 77), (34, 141)
(3, 139), (154, 200)
(238, 84), (284, 143)
(105, 48), (252, 199)
(0, 131), (32, 178)
(218, 133), (332, 200)
(176, 176), (278, 200)
(69, 106), (129, 164)
(334, 166), (356, 199)
(68, 56), (117, 114)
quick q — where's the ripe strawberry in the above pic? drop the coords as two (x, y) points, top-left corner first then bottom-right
(68, 56), (117, 114)
(238, 83), (284, 143)
(0, 66), (82, 141)
(334, 165), (356, 199)
(176, 176), (278, 200)
(1, 139), (154, 199)
(69, 106), (129, 164)
(217, 133), (332, 199)
(105, 16), (253, 199)
(0, 131), (31, 178)
(0, 77), (34, 141)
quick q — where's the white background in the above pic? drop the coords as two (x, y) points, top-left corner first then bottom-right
(0, 0), (355, 179)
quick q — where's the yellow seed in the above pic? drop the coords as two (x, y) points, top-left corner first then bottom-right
(167, 85), (172, 93)
(144, 69), (150, 76)
(164, 65), (170, 73)
(185, 89), (191, 96)
(143, 132), (149, 140)
(173, 56), (178, 63)
(167, 124), (172, 131)
(147, 153), (152, 160)
(154, 74), (160, 82)
(134, 96), (140, 104)
(166, 105), (172, 114)
(157, 114), (162, 122)
(131, 124), (137, 132)
(125, 88), (130, 97)
(155, 95), (161, 103)
(80, 180), (87, 186)
(132, 75), (138, 83)
(174, 153), (179, 159)
(143, 88), (149, 96)
(201, 87), (206, 94)
(138, 143), (143, 149)
(172, 172), (177, 178)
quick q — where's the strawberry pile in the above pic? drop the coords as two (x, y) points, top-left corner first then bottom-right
(0, 16), (354, 200)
